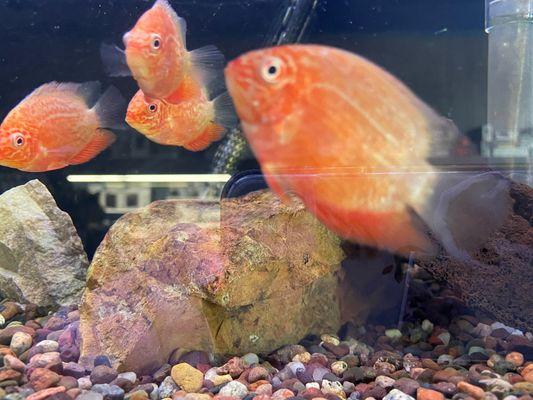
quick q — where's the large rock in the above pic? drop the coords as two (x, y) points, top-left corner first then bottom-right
(0, 180), (88, 307)
(79, 191), (344, 374)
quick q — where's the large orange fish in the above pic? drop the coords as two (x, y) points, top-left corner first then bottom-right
(225, 45), (511, 259)
(0, 82), (124, 172)
(125, 80), (236, 151)
(101, 0), (224, 103)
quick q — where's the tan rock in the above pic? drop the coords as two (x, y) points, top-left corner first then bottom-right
(79, 191), (344, 373)
(0, 180), (87, 307)
(171, 363), (204, 393)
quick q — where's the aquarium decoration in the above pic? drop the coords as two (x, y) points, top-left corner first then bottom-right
(0, 1), (531, 400)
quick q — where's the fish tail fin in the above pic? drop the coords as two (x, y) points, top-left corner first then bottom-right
(93, 86), (127, 130)
(422, 171), (513, 261)
(69, 129), (116, 166)
(183, 123), (224, 152)
(213, 91), (239, 129)
(100, 43), (132, 77)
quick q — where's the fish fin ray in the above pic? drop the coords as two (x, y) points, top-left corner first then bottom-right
(100, 43), (131, 77)
(69, 129), (116, 165)
(93, 86), (127, 129)
(183, 123), (224, 151)
(25, 81), (102, 107)
(421, 171), (513, 260)
(427, 115), (462, 158)
(190, 45), (225, 91)
(213, 91), (238, 128)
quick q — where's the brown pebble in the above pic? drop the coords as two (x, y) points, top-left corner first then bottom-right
(29, 368), (61, 391)
(129, 390), (150, 400)
(0, 368), (22, 382)
(430, 382), (457, 396)
(457, 381), (485, 400)
(3, 354), (25, 372)
(58, 375), (78, 390)
(66, 388), (81, 399)
(1, 303), (22, 320)
(421, 359), (440, 371)
(301, 388), (323, 400)
(524, 372), (533, 384)
(433, 368), (458, 383)
(417, 388), (444, 400)
(26, 386), (66, 400)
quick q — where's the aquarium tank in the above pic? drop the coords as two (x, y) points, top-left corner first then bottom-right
(0, 0), (531, 399)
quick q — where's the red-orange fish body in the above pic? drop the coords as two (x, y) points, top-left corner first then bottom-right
(0, 82), (124, 172)
(126, 78), (235, 151)
(101, 0), (224, 103)
(225, 45), (511, 258)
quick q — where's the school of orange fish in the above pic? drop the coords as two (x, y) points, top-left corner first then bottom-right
(0, 0), (513, 260)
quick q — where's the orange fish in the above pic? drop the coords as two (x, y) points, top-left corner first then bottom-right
(125, 80), (236, 151)
(225, 45), (511, 259)
(0, 81), (124, 172)
(101, 0), (224, 103)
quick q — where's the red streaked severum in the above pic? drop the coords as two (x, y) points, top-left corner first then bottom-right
(225, 44), (512, 259)
(126, 79), (237, 152)
(0, 81), (124, 172)
(101, 0), (225, 103)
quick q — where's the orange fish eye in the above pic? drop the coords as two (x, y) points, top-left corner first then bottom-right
(10, 133), (25, 148)
(148, 103), (158, 113)
(260, 57), (283, 83)
(150, 34), (162, 51)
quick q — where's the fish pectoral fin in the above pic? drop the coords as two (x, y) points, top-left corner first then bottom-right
(100, 43), (131, 77)
(69, 129), (116, 165)
(213, 92), (238, 129)
(182, 123), (224, 152)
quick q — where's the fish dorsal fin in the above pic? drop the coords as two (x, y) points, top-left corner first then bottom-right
(25, 81), (102, 107)
(69, 129), (116, 165)
(154, 0), (187, 45)
(183, 123), (224, 152)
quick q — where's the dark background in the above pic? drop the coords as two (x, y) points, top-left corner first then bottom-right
(0, 0), (487, 256)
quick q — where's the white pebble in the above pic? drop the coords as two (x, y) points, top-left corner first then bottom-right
(421, 319), (434, 333)
(219, 381), (248, 398)
(375, 375), (395, 388)
(383, 389), (415, 400)
(385, 329), (402, 340)
(306, 382), (320, 390)
(10, 331), (32, 355)
(35, 340), (59, 353)
(78, 376), (92, 390)
(117, 372), (137, 383)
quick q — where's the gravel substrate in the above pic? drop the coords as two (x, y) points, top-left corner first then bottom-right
(0, 270), (531, 400)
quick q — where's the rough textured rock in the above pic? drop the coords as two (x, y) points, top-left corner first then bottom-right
(79, 190), (344, 374)
(0, 179), (88, 307)
(422, 181), (533, 331)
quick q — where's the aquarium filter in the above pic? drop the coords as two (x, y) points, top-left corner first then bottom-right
(484, 0), (533, 183)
